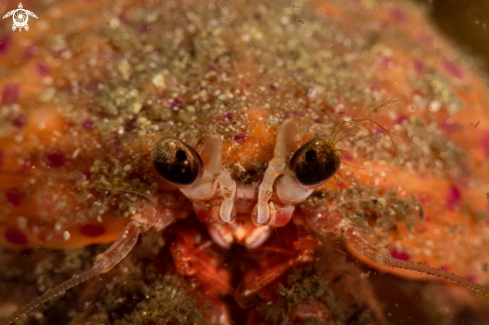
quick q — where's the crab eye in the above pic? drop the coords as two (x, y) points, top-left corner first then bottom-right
(151, 137), (203, 187)
(289, 136), (341, 187)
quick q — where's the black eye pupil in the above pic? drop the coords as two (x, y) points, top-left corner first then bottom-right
(305, 149), (317, 163)
(289, 136), (341, 187)
(176, 149), (187, 163)
(151, 137), (202, 186)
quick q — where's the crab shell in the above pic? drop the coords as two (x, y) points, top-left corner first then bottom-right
(1, 0), (489, 323)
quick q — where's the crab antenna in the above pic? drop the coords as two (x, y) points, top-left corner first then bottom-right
(386, 258), (489, 295)
(0, 206), (161, 325)
(0, 267), (102, 325)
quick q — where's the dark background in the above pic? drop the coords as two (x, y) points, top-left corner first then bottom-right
(415, 0), (489, 75)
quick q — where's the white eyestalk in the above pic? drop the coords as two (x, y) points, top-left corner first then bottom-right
(253, 119), (298, 225)
(180, 136), (236, 223)
(276, 174), (313, 204)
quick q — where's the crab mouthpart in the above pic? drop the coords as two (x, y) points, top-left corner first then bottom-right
(207, 214), (271, 249)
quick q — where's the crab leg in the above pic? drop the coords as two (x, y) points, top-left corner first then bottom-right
(0, 206), (163, 325)
(319, 212), (489, 296)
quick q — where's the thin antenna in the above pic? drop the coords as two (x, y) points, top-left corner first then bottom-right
(386, 257), (489, 296)
(0, 267), (102, 325)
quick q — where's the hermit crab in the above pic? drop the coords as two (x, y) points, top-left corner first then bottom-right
(1, 0), (489, 324)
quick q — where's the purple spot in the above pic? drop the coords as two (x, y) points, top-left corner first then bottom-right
(80, 224), (106, 237)
(446, 185), (461, 210)
(439, 265), (451, 272)
(313, 118), (322, 124)
(292, 110), (304, 117)
(378, 55), (394, 69)
(441, 118), (457, 133)
(389, 8), (408, 23)
(82, 119), (94, 129)
(234, 133), (246, 144)
(342, 152), (352, 161)
(0, 35), (11, 55)
(395, 114), (407, 124)
(417, 33), (434, 47)
(82, 171), (92, 180)
(21, 159), (32, 172)
(390, 249), (410, 261)
(443, 60), (463, 79)
(36, 63), (49, 76)
(138, 23), (151, 34)
(22, 46), (36, 61)
(412, 60), (424, 73)
(45, 151), (66, 168)
(269, 84), (278, 91)
(5, 228), (28, 246)
(481, 132), (489, 158)
(1, 84), (20, 104)
(222, 112), (233, 121)
(465, 274), (477, 283)
(6, 188), (25, 206)
(13, 115), (26, 128)
(170, 98), (182, 111)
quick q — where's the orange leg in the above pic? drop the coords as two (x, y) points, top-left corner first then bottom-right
(0, 205), (164, 325)
(309, 210), (489, 296)
(235, 237), (321, 309)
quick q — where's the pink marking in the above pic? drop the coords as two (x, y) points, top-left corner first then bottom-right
(395, 114), (407, 124)
(81, 119), (94, 129)
(222, 112), (233, 121)
(438, 265), (451, 272)
(377, 55), (394, 69)
(45, 151), (66, 168)
(313, 118), (322, 124)
(22, 46), (36, 60)
(441, 118), (457, 133)
(480, 131), (489, 158)
(82, 171), (92, 180)
(389, 8), (408, 23)
(416, 192), (430, 204)
(292, 110), (304, 117)
(36, 63), (50, 76)
(1, 84), (20, 104)
(269, 84), (278, 91)
(21, 159), (32, 172)
(442, 60), (464, 80)
(13, 115), (26, 128)
(79, 224), (106, 237)
(412, 59), (424, 73)
(234, 133), (246, 144)
(0, 35), (11, 55)
(390, 249), (410, 261)
(342, 152), (353, 161)
(170, 98), (182, 110)
(5, 228), (28, 246)
(446, 185), (461, 210)
(417, 33), (434, 47)
(6, 188), (25, 206)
